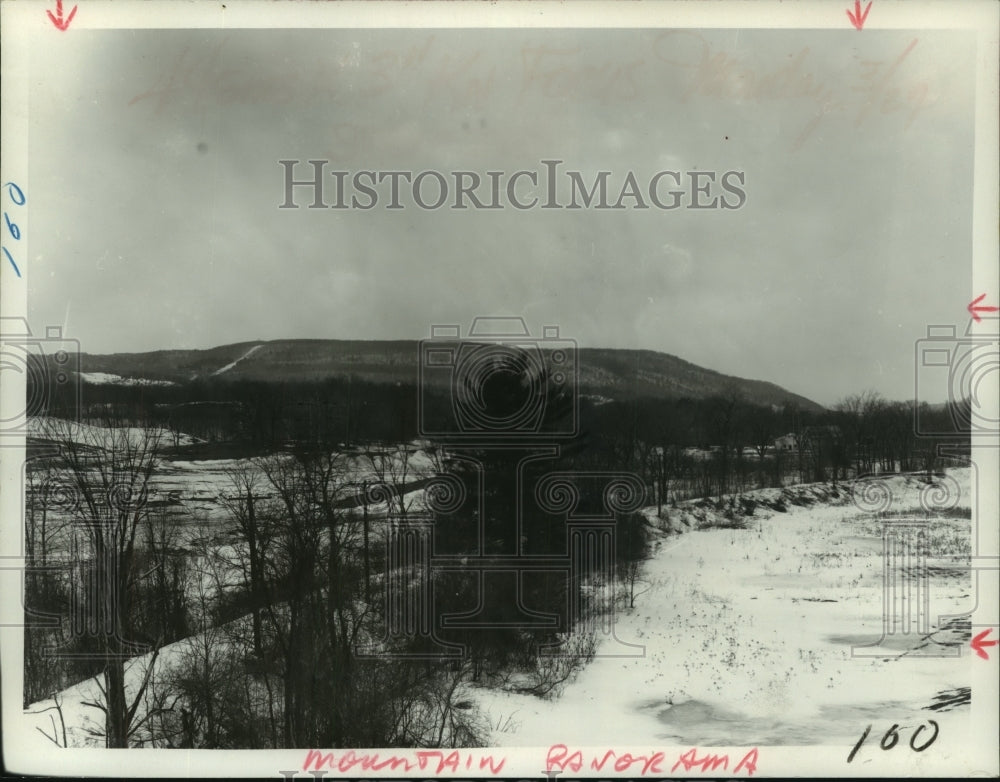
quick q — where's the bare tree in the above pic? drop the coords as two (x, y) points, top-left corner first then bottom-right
(26, 691), (69, 748)
(219, 462), (273, 659)
(24, 454), (74, 705)
(258, 448), (372, 747)
(364, 443), (417, 520)
(136, 511), (189, 646)
(749, 408), (778, 487)
(708, 391), (742, 496)
(40, 417), (163, 747)
(836, 389), (884, 475)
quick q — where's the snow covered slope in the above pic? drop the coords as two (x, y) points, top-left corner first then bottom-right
(476, 470), (974, 748)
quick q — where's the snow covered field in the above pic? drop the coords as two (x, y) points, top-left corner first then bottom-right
(20, 464), (974, 751)
(78, 372), (176, 387)
(26, 416), (201, 449)
(474, 470), (973, 748)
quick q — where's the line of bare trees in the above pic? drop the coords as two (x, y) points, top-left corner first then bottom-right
(24, 424), (492, 748)
(570, 389), (968, 504)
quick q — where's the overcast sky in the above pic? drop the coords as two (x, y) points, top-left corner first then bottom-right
(26, 26), (976, 406)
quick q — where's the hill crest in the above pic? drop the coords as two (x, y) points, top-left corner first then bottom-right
(74, 338), (826, 412)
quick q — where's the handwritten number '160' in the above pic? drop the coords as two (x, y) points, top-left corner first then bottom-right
(5, 182), (25, 206)
(5, 212), (21, 240)
(847, 721), (939, 763)
(3, 181), (25, 277)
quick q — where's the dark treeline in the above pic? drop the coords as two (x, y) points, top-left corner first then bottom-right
(55, 373), (971, 493)
(55, 376), (418, 447)
(572, 389), (970, 501)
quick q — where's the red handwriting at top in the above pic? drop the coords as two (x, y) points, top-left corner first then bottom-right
(301, 748), (506, 776)
(847, 0), (873, 31)
(652, 31), (928, 151)
(545, 744), (759, 777)
(47, 0), (77, 31)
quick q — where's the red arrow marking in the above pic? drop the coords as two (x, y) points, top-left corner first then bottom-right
(47, 0), (78, 31)
(971, 629), (998, 660)
(967, 293), (1000, 323)
(846, 0), (872, 30)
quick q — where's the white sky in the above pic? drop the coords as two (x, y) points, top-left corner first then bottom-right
(26, 27), (976, 406)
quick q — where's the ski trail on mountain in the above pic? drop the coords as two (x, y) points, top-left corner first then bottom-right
(213, 344), (263, 375)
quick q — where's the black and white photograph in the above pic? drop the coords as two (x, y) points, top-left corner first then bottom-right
(1, 1), (997, 777)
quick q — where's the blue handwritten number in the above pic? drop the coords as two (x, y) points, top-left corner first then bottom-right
(2, 181), (24, 277)
(3, 247), (21, 277)
(4, 212), (20, 240)
(4, 182), (25, 206)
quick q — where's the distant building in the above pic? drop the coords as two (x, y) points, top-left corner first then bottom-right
(774, 433), (797, 452)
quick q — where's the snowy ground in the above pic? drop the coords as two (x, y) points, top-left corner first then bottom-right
(27, 423), (440, 535)
(23, 631), (220, 748)
(26, 416), (201, 448)
(78, 372), (175, 387)
(21, 465), (974, 751)
(475, 470), (973, 747)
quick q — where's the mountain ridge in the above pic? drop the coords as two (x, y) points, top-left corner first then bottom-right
(73, 338), (826, 412)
